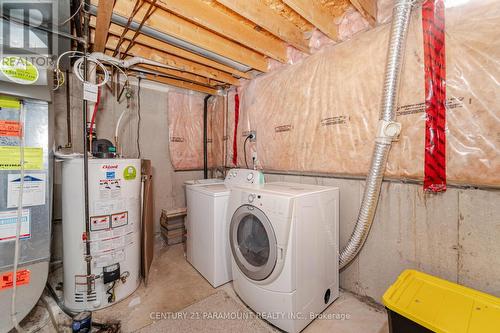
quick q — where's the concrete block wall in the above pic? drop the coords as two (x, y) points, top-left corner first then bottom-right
(265, 173), (500, 303)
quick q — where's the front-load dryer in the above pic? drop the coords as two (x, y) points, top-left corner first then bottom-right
(228, 182), (339, 333)
(185, 169), (264, 287)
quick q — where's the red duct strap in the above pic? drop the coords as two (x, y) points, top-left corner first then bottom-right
(232, 94), (240, 165)
(422, 0), (446, 192)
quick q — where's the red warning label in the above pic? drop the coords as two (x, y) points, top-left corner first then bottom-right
(1, 269), (30, 290)
(0, 120), (21, 137)
(111, 211), (128, 228)
(90, 215), (110, 231)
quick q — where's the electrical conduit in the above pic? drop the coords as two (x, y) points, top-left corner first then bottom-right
(339, 0), (416, 269)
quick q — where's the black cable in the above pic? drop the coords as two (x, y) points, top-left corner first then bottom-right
(243, 135), (251, 169)
(136, 78), (141, 158)
(106, 282), (116, 303)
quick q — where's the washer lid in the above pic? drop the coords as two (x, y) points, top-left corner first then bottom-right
(190, 183), (230, 197)
(184, 178), (224, 186)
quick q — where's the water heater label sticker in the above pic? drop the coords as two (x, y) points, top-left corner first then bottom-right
(93, 200), (125, 215)
(123, 166), (137, 180)
(111, 211), (128, 228)
(0, 269), (30, 290)
(0, 209), (30, 242)
(7, 174), (46, 208)
(99, 179), (122, 200)
(0, 120), (21, 136)
(0, 146), (43, 170)
(90, 215), (110, 231)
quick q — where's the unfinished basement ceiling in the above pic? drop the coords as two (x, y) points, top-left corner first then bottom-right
(89, 0), (376, 94)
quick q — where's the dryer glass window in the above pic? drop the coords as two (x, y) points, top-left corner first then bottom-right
(237, 214), (269, 267)
(230, 205), (277, 281)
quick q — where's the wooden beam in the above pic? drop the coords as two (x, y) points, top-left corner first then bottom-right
(148, 0), (287, 62)
(136, 63), (223, 87)
(93, 0), (116, 52)
(215, 0), (310, 53)
(349, 0), (376, 26)
(89, 17), (251, 79)
(94, 0), (268, 72)
(282, 0), (339, 41)
(93, 30), (227, 87)
(104, 34), (241, 86)
(103, 48), (221, 95)
(107, 49), (222, 88)
(143, 74), (220, 95)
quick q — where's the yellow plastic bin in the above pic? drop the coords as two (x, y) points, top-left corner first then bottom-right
(383, 270), (500, 333)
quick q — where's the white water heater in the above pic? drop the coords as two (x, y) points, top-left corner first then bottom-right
(62, 158), (141, 311)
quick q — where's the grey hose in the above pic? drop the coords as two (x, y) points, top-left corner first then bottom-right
(339, 0), (416, 269)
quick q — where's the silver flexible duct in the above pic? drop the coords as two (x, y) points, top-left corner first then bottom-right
(339, 0), (416, 269)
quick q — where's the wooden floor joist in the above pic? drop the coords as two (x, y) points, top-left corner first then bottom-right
(215, 0), (311, 54)
(137, 63), (224, 87)
(148, 0), (288, 62)
(98, 0), (269, 72)
(349, 0), (377, 26)
(282, 0), (340, 41)
(92, 0), (115, 52)
(89, 18), (251, 80)
(143, 74), (220, 95)
(102, 49), (220, 95)
(101, 32), (241, 86)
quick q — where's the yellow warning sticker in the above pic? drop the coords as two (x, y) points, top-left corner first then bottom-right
(0, 146), (43, 170)
(0, 96), (20, 109)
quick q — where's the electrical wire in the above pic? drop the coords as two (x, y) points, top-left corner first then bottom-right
(88, 86), (102, 150)
(54, 51), (120, 91)
(114, 108), (129, 157)
(136, 78), (141, 158)
(11, 102), (26, 333)
(106, 282), (116, 303)
(243, 135), (250, 169)
(73, 56), (109, 88)
(53, 51), (84, 91)
(59, 0), (83, 26)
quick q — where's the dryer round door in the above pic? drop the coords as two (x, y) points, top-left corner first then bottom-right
(230, 205), (277, 281)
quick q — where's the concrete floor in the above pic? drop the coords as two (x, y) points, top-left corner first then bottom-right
(21, 240), (389, 332)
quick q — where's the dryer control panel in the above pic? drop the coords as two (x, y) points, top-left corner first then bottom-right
(224, 168), (264, 187)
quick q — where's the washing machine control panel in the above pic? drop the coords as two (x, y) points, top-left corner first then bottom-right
(224, 168), (264, 187)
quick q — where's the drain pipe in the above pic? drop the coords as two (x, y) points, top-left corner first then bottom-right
(203, 95), (212, 179)
(339, 0), (416, 269)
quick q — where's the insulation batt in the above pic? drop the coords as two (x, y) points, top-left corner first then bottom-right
(167, 91), (225, 170)
(233, 0), (499, 187)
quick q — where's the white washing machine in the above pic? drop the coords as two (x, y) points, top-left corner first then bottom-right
(228, 182), (339, 333)
(185, 169), (264, 287)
